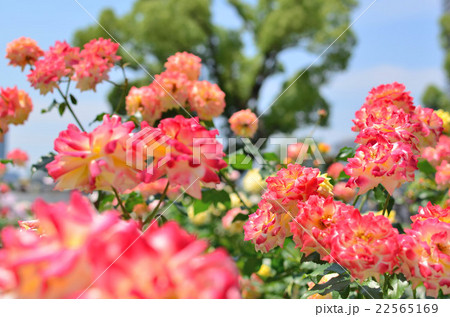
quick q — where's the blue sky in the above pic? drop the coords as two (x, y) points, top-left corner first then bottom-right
(0, 0), (446, 165)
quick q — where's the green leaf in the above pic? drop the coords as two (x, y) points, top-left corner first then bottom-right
(233, 212), (248, 222)
(337, 170), (349, 180)
(359, 281), (383, 299)
(387, 275), (409, 299)
(270, 256), (284, 274)
(418, 190), (437, 200)
(308, 263), (329, 282)
(201, 120), (215, 129)
(90, 112), (108, 125)
(242, 256), (262, 276)
(225, 153), (252, 170)
(340, 285), (350, 299)
(195, 189), (231, 214)
(157, 214), (168, 225)
(31, 153), (55, 174)
(127, 116), (140, 126)
(418, 159), (436, 176)
(41, 99), (58, 114)
(203, 189), (230, 204)
(69, 94), (78, 105)
(300, 251), (327, 265)
(392, 222), (405, 234)
(98, 194), (115, 212)
(324, 263), (347, 275)
(123, 192), (144, 212)
(373, 185), (385, 204)
(263, 152), (279, 162)
(373, 185), (395, 212)
(336, 147), (355, 161)
(173, 202), (187, 216)
(0, 159), (13, 165)
(192, 199), (210, 214)
(58, 102), (67, 116)
(308, 274), (351, 296)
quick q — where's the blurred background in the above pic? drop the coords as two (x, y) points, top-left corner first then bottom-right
(0, 0), (447, 182)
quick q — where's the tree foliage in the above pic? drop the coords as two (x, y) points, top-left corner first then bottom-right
(73, 0), (357, 138)
(423, 12), (450, 110)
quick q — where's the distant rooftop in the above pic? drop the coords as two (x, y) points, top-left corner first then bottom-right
(0, 141), (5, 159)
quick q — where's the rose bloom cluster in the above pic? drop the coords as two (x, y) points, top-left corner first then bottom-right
(0, 192), (240, 298)
(47, 115), (140, 193)
(244, 164), (333, 252)
(398, 203), (450, 297)
(133, 115), (227, 199)
(346, 83), (443, 195)
(5, 37), (120, 95)
(244, 164), (400, 281)
(0, 86), (33, 141)
(422, 135), (450, 189)
(126, 52), (226, 125)
(245, 162), (450, 295)
(47, 114), (226, 199)
(5, 37), (44, 70)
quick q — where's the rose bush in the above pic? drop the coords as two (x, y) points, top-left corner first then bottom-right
(0, 37), (449, 299)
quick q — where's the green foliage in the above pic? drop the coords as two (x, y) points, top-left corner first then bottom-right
(90, 112), (109, 124)
(58, 102), (67, 116)
(304, 274), (351, 298)
(225, 153), (253, 170)
(41, 99), (58, 114)
(242, 257), (263, 276)
(123, 192), (145, 212)
(335, 146), (355, 161)
(386, 274), (409, 299)
(97, 193), (116, 212)
(373, 185), (395, 213)
(262, 152), (279, 162)
(69, 94), (78, 105)
(359, 280), (383, 299)
(193, 189), (231, 214)
(73, 0), (357, 139)
(417, 159), (437, 177)
(31, 153), (55, 174)
(422, 85), (450, 110)
(422, 12), (450, 111)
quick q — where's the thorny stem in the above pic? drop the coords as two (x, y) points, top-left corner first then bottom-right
(352, 194), (361, 207)
(112, 65), (129, 115)
(144, 180), (170, 225)
(382, 273), (390, 297)
(382, 193), (391, 216)
(106, 79), (122, 87)
(56, 86), (85, 132)
(112, 187), (128, 218)
(307, 121), (320, 138)
(358, 193), (368, 211)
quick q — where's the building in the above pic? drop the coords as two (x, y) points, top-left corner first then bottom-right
(0, 141), (5, 159)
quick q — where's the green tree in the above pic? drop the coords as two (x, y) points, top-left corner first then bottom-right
(74, 0), (357, 139)
(423, 11), (450, 110)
